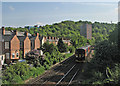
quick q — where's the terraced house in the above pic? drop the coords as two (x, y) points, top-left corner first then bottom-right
(29, 33), (40, 50)
(1, 27), (71, 65)
(18, 31), (31, 58)
(45, 36), (59, 45)
(1, 27), (32, 63)
(2, 27), (20, 64)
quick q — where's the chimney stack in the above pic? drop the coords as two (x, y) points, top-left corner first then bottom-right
(52, 37), (54, 40)
(54, 37), (56, 40)
(14, 30), (17, 35)
(44, 36), (47, 40)
(25, 31), (28, 36)
(2, 27), (5, 35)
(36, 33), (39, 36)
(49, 36), (51, 40)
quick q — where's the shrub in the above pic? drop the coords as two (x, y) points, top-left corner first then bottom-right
(2, 62), (45, 84)
(12, 75), (23, 84)
(57, 38), (69, 53)
(69, 46), (75, 53)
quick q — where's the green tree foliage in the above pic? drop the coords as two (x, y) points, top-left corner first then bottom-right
(5, 20), (116, 48)
(3, 20), (117, 84)
(42, 41), (58, 54)
(25, 50), (41, 67)
(57, 38), (68, 53)
(2, 62), (45, 84)
(81, 25), (119, 84)
(69, 46), (75, 53)
(71, 35), (88, 48)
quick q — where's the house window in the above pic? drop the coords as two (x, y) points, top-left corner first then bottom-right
(5, 42), (9, 49)
(16, 53), (19, 58)
(6, 53), (9, 59)
(12, 53), (15, 58)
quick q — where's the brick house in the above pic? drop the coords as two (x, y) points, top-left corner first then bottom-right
(1, 26), (72, 64)
(62, 38), (71, 46)
(18, 32), (31, 58)
(2, 27), (20, 64)
(41, 36), (71, 46)
(41, 36), (59, 45)
(39, 36), (47, 46)
(29, 33), (40, 50)
(2, 34), (20, 64)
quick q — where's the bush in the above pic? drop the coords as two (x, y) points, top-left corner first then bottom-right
(2, 62), (45, 84)
(69, 46), (75, 53)
(12, 75), (23, 84)
(57, 38), (69, 53)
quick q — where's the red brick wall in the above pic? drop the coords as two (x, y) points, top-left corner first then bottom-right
(10, 35), (20, 59)
(34, 36), (40, 49)
(23, 37), (31, 58)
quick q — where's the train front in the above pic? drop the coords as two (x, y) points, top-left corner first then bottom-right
(75, 49), (85, 62)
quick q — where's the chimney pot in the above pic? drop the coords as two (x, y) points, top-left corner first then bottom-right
(14, 30), (17, 35)
(49, 36), (51, 39)
(36, 33), (39, 36)
(25, 31), (28, 36)
(52, 37), (54, 40)
(2, 27), (5, 35)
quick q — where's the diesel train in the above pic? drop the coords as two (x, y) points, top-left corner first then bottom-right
(75, 45), (91, 62)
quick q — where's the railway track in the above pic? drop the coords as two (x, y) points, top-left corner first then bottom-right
(27, 55), (85, 85)
(29, 55), (76, 84)
(41, 63), (83, 86)
(55, 64), (78, 86)
(55, 64), (81, 86)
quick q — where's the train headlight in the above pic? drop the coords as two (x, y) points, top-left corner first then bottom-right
(75, 54), (78, 57)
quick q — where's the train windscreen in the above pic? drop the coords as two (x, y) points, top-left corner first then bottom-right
(75, 49), (84, 58)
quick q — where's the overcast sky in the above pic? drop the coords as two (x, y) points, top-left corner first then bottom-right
(1, 2), (118, 27)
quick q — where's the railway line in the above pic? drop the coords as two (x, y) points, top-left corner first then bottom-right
(27, 50), (92, 85)
(40, 63), (85, 86)
(28, 55), (77, 84)
(31, 60), (76, 84)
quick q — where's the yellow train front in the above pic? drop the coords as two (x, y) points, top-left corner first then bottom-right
(75, 45), (91, 62)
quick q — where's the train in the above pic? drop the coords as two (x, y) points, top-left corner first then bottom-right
(75, 45), (91, 62)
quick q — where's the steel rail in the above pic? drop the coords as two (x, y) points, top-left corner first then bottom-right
(55, 64), (76, 86)
(67, 69), (79, 86)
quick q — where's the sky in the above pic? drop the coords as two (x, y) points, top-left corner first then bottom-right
(2, 0), (120, 2)
(1, 2), (118, 27)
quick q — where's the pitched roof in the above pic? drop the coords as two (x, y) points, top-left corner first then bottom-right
(17, 36), (26, 42)
(29, 36), (36, 41)
(4, 30), (32, 37)
(5, 31), (12, 35)
(2, 35), (14, 41)
(17, 32), (24, 36)
(17, 32), (32, 36)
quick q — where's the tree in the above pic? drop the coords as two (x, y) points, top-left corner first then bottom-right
(69, 46), (75, 53)
(26, 50), (40, 67)
(42, 41), (58, 54)
(57, 38), (68, 53)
